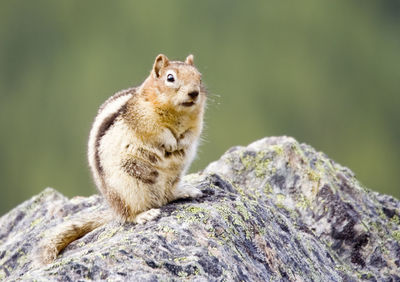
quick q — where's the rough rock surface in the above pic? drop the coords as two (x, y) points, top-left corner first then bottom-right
(0, 136), (399, 281)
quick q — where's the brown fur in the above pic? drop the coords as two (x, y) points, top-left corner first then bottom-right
(36, 211), (112, 265)
(137, 147), (161, 164)
(106, 190), (133, 220)
(121, 158), (159, 185)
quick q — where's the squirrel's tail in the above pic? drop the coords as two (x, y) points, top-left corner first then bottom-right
(36, 210), (112, 265)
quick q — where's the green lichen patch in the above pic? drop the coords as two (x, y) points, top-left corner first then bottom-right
(174, 204), (211, 225)
(263, 183), (273, 196)
(239, 151), (255, 171)
(295, 193), (311, 210)
(275, 193), (286, 209)
(390, 215), (399, 225)
(0, 269), (5, 280)
(239, 150), (272, 178)
(215, 201), (254, 240)
(30, 217), (42, 228)
(160, 225), (176, 234)
(234, 201), (250, 221)
(254, 152), (272, 178)
(271, 144), (284, 156)
(307, 169), (321, 183)
(392, 230), (400, 242)
(97, 226), (121, 241)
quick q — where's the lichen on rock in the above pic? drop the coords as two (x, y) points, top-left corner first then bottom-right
(0, 136), (399, 281)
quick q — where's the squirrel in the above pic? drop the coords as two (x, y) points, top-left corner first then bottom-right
(37, 54), (207, 265)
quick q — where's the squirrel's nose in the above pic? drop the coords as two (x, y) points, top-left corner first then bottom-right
(188, 91), (199, 100)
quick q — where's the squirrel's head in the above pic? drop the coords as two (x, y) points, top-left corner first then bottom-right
(142, 54), (206, 113)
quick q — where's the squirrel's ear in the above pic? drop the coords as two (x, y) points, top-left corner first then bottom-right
(185, 54), (194, 66)
(153, 54), (169, 78)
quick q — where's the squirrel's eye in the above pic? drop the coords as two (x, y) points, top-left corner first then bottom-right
(167, 74), (175, 83)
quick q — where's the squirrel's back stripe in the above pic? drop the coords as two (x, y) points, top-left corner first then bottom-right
(98, 87), (136, 112)
(94, 104), (127, 175)
(88, 89), (135, 190)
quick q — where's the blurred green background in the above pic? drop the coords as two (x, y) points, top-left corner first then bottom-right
(1, 1), (399, 215)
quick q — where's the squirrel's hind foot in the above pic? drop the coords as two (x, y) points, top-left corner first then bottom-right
(173, 183), (203, 200)
(134, 208), (161, 224)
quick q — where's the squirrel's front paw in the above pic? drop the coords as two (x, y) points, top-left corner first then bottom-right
(177, 138), (190, 151)
(163, 139), (178, 152)
(160, 129), (178, 152)
(177, 130), (193, 150)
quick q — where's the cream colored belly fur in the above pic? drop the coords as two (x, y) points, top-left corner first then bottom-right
(98, 117), (200, 221)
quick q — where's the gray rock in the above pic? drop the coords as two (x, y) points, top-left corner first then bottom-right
(0, 136), (399, 281)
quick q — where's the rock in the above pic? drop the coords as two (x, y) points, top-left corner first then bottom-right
(0, 136), (399, 281)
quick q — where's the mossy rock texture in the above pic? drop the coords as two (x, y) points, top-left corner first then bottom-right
(0, 136), (399, 281)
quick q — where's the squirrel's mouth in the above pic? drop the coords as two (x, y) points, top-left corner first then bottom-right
(181, 101), (195, 107)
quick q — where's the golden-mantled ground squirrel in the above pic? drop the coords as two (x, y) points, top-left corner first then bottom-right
(37, 54), (206, 264)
